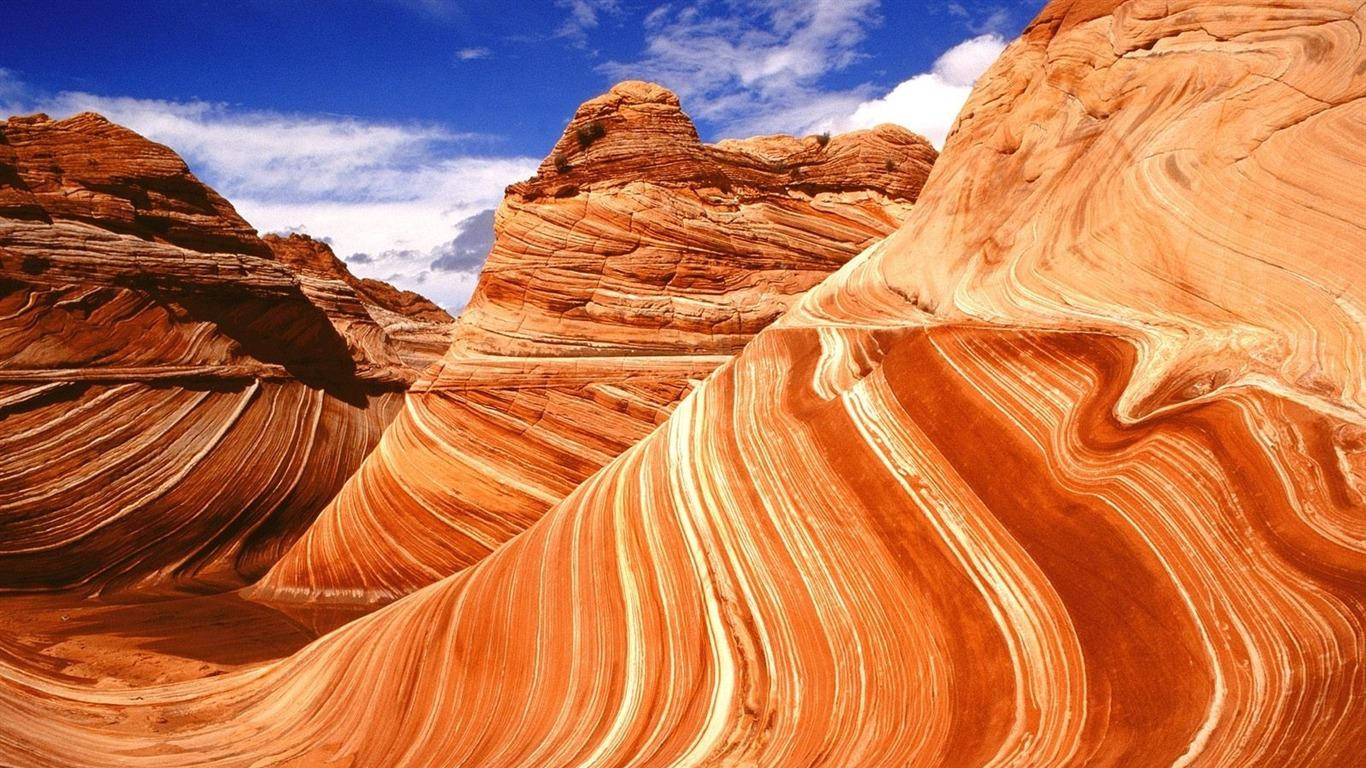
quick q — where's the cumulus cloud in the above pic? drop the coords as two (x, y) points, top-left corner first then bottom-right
(0, 68), (537, 312)
(600, 0), (880, 136)
(822, 33), (1007, 147)
(308, 208), (497, 310)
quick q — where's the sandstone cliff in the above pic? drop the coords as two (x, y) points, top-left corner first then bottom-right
(251, 80), (936, 603)
(0, 113), (431, 592)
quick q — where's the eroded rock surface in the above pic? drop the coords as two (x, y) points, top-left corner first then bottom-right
(4, 1), (1365, 764)
(0, 113), (433, 592)
(252, 81), (935, 603)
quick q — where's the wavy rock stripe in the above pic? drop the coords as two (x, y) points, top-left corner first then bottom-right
(254, 357), (720, 603)
(253, 82), (935, 603)
(782, 0), (1366, 421)
(0, 113), (430, 591)
(0, 381), (401, 591)
(2, 325), (1361, 766)
(1, 0), (1364, 764)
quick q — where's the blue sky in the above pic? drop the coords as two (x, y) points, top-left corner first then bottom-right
(1, 1), (1043, 309)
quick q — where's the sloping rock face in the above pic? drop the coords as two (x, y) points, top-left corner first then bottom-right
(264, 233), (453, 368)
(4, 2), (1366, 765)
(251, 81), (935, 603)
(0, 113), (422, 592)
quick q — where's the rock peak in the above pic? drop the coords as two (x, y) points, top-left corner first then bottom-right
(602, 80), (681, 106)
(525, 80), (935, 198)
(0, 109), (266, 255)
(536, 80), (702, 180)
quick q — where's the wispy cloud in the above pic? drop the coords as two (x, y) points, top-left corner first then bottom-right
(600, 0), (880, 136)
(456, 47), (492, 61)
(598, 1), (1011, 146)
(390, 0), (461, 21)
(821, 33), (1006, 147)
(947, 2), (1016, 35)
(556, 0), (623, 46)
(0, 69), (536, 311)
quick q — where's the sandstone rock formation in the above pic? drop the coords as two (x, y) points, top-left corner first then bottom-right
(251, 80), (935, 603)
(0, 113), (432, 592)
(3, 1), (1366, 765)
(458, 81), (934, 357)
(264, 233), (453, 368)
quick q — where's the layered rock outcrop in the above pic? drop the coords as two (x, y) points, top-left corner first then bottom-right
(252, 80), (935, 602)
(264, 233), (453, 368)
(0, 113), (431, 592)
(459, 81), (932, 356)
(4, 1), (1366, 765)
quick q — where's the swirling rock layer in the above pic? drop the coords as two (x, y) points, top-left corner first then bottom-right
(3, 1), (1366, 765)
(0, 113), (433, 592)
(254, 81), (934, 602)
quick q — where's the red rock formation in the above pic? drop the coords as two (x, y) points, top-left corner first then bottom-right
(459, 81), (933, 357)
(264, 233), (453, 368)
(0, 113), (431, 592)
(4, 1), (1366, 764)
(0, 112), (268, 255)
(251, 80), (934, 603)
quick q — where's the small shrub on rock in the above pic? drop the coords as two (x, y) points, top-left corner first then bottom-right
(575, 120), (606, 149)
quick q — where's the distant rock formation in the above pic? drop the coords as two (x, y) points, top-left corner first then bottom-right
(0, 112), (441, 592)
(264, 233), (453, 369)
(461, 80), (933, 356)
(252, 80), (937, 603)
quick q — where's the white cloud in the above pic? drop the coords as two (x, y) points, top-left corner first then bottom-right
(597, 2), (1007, 148)
(456, 47), (491, 60)
(428, 208), (496, 273)
(929, 33), (1008, 87)
(822, 33), (1006, 147)
(557, 0), (622, 45)
(335, 208), (497, 310)
(600, 0), (881, 136)
(0, 69), (537, 312)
